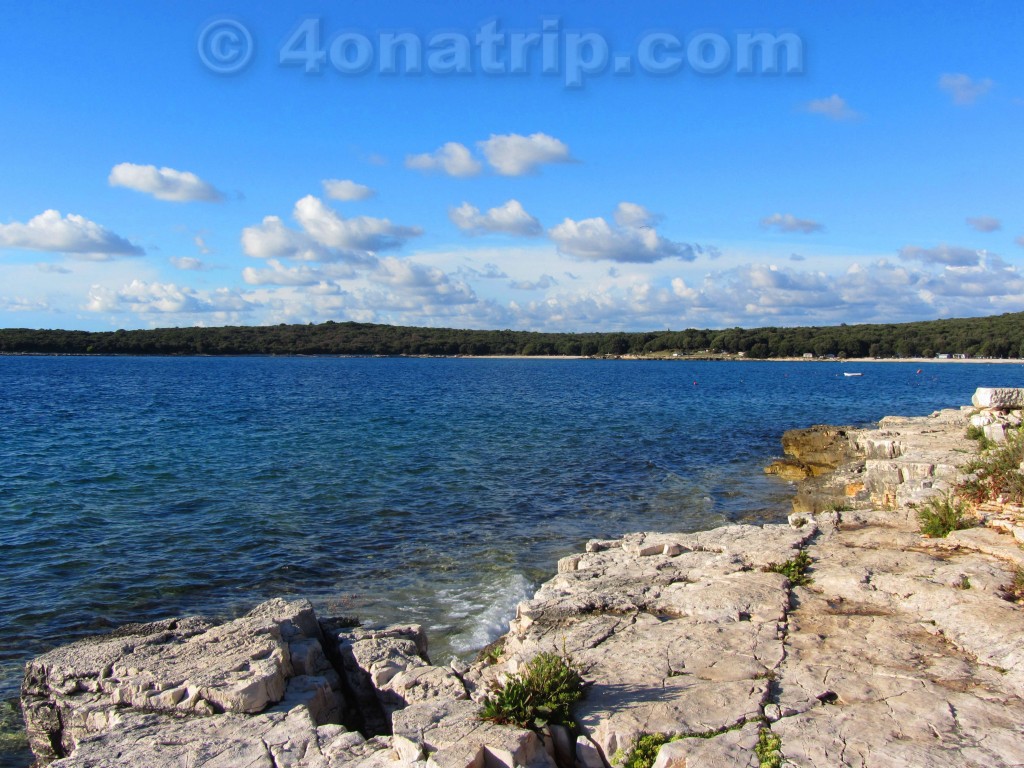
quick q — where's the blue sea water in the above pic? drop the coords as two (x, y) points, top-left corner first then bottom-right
(3, 356), (1024, 706)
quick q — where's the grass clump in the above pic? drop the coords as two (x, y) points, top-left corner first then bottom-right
(755, 728), (783, 768)
(917, 495), (975, 538)
(966, 424), (996, 450)
(764, 549), (813, 586)
(618, 733), (676, 768)
(480, 651), (586, 731)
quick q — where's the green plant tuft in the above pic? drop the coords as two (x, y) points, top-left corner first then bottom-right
(965, 423), (996, 450)
(479, 651), (586, 731)
(755, 728), (783, 768)
(917, 495), (975, 538)
(622, 733), (674, 768)
(764, 549), (813, 586)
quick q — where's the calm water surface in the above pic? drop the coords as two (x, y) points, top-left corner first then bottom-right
(3, 356), (1024, 705)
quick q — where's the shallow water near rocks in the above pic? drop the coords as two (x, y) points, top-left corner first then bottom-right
(3, 356), (1023, 706)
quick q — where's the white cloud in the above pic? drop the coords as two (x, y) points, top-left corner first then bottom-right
(449, 199), (542, 236)
(322, 179), (376, 201)
(194, 235), (211, 254)
(1017, 236), (1024, 248)
(802, 94), (859, 121)
(939, 73), (994, 106)
(549, 203), (705, 263)
(242, 197), (420, 265)
(242, 215), (332, 262)
(86, 279), (251, 314)
(478, 133), (572, 176)
(761, 213), (823, 234)
(966, 216), (1001, 233)
(613, 202), (660, 229)
(0, 209), (143, 258)
(0, 296), (51, 312)
(293, 195), (421, 253)
(170, 256), (206, 271)
(37, 263), (72, 274)
(242, 259), (356, 286)
(108, 163), (222, 202)
(405, 142), (482, 177)
(898, 244), (980, 267)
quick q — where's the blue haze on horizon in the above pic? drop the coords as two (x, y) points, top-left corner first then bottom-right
(0, 1), (1021, 332)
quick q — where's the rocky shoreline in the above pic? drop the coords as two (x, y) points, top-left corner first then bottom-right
(18, 388), (1024, 767)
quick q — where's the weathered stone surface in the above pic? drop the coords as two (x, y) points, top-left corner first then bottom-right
(391, 698), (554, 768)
(22, 599), (328, 762)
(972, 387), (1024, 409)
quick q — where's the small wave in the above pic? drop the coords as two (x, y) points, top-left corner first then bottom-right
(443, 572), (534, 655)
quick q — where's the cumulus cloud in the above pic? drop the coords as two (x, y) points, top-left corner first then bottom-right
(108, 163), (222, 202)
(761, 213), (823, 234)
(0, 209), (143, 258)
(242, 215), (331, 262)
(549, 203), (707, 263)
(1017, 236), (1024, 248)
(322, 179), (376, 201)
(939, 73), (994, 106)
(478, 133), (572, 176)
(966, 216), (1001, 233)
(802, 94), (859, 121)
(613, 202), (660, 229)
(373, 257), (477, 305)
(898, 244), (980, 267)
(86, 280), (250, 314)
(293, 196), (421, 252)
(449, 199), (542, 236)
(170, 256), (206, 271)
(405, 142), (482, 177)
(242, 196), (420, 264)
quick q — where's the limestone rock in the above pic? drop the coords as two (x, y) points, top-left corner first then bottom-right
(972, 387), (1024, 410)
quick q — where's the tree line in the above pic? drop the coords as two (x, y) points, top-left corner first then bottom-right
(1, 312), (1022, 358)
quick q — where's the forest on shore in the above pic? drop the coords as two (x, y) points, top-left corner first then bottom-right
(1, 312), (1023, 359)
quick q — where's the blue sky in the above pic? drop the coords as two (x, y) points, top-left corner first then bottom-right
(1, 1), (1022, 331)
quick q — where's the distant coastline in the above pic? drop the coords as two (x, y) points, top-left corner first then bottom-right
(2, 312), (1024, 359)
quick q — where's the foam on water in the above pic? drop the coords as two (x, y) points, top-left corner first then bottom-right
(442, 572), (535, 656)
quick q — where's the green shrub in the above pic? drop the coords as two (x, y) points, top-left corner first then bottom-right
(764, 549), (813, 586)
(755, 728), (782, 768)
(480, 651), (586, 731)
(917, 495), (975, 538)
(958, 430), (1024, 505)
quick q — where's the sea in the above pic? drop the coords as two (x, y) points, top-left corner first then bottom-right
(3, 356), (1024, 714)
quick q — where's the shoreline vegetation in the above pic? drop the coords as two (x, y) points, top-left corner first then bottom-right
(2, 310), (1024, 360)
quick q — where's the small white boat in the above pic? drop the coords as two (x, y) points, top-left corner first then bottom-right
(843, 372), (863, 377)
